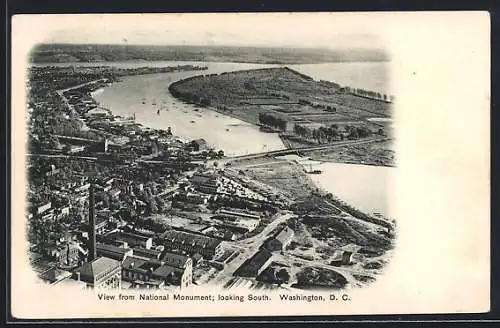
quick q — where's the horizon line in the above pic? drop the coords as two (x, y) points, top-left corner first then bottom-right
(34, 43), (386, 51)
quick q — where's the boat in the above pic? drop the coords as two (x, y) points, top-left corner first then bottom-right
(305, 164), (322, 174)
(307, 170), (323, 174)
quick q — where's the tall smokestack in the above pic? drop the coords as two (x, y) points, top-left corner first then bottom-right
(88, 181), (97, 261)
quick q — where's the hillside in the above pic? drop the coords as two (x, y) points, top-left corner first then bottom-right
(29, 44), (389, 64)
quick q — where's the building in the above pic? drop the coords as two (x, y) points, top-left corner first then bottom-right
(221, 217), (260, 232)
(234, 249), (273, 278)
(74, 183), (91, 194)
(191, 172), (222, 194)
(121, 254), (192, 289)
(341, 251), (354, 265)
(76, 256), (122, 288)
(36, 202), (52, 215)
(95, 217), (109, 235)
(189, 139), (208, 152)
(104, 231), (153, 249)
(185, 192), (209, 205)
(218, 209), (261, 220)
(58, 242), (82, 268)
(217, 209), (261, 232)
(152, 264), (191, 289)
(160, 230), (223, 259)
(66, 145), (86, 154)
(133, 247), (162, 260)
(109, 188), (121, 199)
(96, 243), (133, 262)
(264, 226), (295, 252)
(161, 252), (192, 269)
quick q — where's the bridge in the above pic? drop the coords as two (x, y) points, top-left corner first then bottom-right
(224, 137), (391, 163)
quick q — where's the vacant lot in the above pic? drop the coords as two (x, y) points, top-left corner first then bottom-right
(241, 161), (318, 200)
(309, 140), (396, 167)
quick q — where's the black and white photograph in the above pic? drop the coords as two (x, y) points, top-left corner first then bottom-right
(10, 12), (490, 318)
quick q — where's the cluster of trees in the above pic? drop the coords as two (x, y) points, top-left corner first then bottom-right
(257, 266), (291, 285)
(135, 215), (171, 233)
(258, 112), (288, 131)
(295, 267), (348, 289)
(207, 195), (277, 215)
(293, 123), (373, 144)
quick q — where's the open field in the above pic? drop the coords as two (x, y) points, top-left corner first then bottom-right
(236, 160), (319, 200)
(308, 140), (395, 167)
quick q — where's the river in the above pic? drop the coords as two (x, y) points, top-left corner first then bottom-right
(38, 60), (394, 218)
(310, 162), (393, 218)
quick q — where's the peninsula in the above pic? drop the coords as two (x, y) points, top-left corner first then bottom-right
(169, 67), (395, 166)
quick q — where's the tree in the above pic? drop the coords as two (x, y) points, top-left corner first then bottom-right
(275, 268), (291, 284)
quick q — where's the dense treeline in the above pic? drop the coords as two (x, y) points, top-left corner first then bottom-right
(293, 123), (373, 143)
(339, 86), (394, 103)
(169, 82), (211, 107)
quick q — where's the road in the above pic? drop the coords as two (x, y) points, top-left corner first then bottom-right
(206, 212), (294, 287)
(56, 78), (108, 115)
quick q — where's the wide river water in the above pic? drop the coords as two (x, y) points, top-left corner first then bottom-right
(39, 60), (394, 218)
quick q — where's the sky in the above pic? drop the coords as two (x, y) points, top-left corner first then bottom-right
(13, 13), (387, 50)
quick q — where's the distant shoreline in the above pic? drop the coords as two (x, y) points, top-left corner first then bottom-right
(29, 58), (392, 65)
(30, 43), (390, 65)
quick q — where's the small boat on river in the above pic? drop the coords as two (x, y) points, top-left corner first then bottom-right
(305, 164), (322, 174)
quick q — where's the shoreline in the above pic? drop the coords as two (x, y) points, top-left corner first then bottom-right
(55, 66), (208, 143)
(30, 58), (392, 66)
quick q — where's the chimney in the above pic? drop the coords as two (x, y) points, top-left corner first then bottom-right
(88, 182), (97, 261)
(76, 272), (81, 281)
